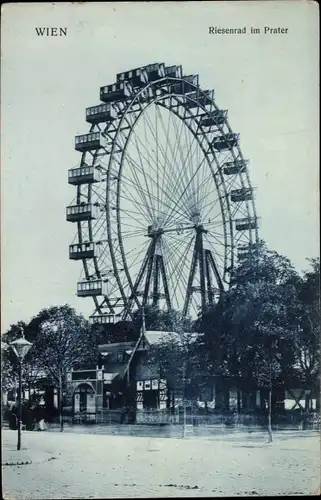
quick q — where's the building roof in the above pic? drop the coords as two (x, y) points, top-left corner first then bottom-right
(99, 332), (202, 382)
(144, 330), (201, 346)
(103, 362), (127, 383)
(99, 341), (136, 356)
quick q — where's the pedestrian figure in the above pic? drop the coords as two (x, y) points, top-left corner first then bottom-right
(37, 418), (47, 431)
(9, 412), (18, 430)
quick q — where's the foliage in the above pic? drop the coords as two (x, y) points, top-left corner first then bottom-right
(2, 304), (96, 431)
(133, 305), (193, 333)
(292, 258), (320, 389)
(1, 321), (44, 395)
(197, 242), (301, 385)
(31, 304), (96, 384)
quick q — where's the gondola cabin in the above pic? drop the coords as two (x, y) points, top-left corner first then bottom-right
(139, 86), (154, 103)
(212, 133), (239, 151)
(68, 164), (101, 185)
(69, 242), (100, 260)
(230, 187), (253, 202)
(223, 159), (248, 175)
(237, 244), (251, 260)
(116, 67), (148, 87)
(143, 63), (166, 81)
(184, 90), (214, 109)
(171, 74), (199, 95)
(89, 314), (116, 325)
(100, 82), (131, 103)
(164, 65), (183, 79)
(235, 217), (257, 231)
(77, 279), (108, 297)
(200, 110), (227, 127)
(75, 132), (108, 152)
(86, 104), (117, 124)
(66, 203), (99, 222)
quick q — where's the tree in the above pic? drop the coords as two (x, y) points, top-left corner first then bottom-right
(31, 305), (96, 432)
(195, 300), (235, 378)
(1, 321), (44, 402)
(229, 242), (301, 439)
(195, 241), (302, 439)
(292, 258), (320, 420)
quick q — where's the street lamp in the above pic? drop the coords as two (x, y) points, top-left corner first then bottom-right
(10, 329), (33, 451)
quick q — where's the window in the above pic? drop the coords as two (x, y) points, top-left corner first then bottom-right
(143, 390), (158, 409)
(117, 353), (123, 362)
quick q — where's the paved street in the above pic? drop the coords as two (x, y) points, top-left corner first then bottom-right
(2, 429), (320, 498)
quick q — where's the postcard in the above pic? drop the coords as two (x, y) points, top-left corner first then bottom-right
(1, 2), (319, 498)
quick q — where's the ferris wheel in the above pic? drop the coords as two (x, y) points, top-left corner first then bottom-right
(66, 63), (258, 324)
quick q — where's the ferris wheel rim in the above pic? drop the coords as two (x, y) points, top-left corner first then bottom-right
(72, 64), (259, 321)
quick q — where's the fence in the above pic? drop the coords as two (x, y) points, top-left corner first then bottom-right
(189, 411), (320, 430)
(134, 409), (320, 430)
(33, 408), (320, 431)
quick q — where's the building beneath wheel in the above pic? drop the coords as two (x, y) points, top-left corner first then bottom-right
(65, 330), (192, 424)
(64, 328), (320, 426)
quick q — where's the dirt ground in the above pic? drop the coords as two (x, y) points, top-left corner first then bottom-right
(2, 429), (320, 498)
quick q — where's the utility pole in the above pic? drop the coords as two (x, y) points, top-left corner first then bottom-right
(182, 361), (186, 438)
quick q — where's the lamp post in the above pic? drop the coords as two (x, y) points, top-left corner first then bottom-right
(10, 329), (33, 451)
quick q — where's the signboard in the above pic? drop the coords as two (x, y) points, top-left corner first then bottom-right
(159, 379), (167, 390)
(199, 386), (213, 402)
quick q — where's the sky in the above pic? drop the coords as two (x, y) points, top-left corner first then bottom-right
(1, 1), (319, 332)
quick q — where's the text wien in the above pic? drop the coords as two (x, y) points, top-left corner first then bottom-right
(35, 27), (67, 36)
